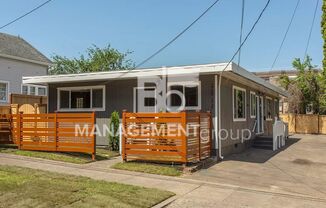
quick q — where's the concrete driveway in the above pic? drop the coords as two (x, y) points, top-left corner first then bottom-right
(172, 134), (326, 207)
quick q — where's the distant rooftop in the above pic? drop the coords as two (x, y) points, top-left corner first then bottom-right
(0, 32), (51, 66)
(253, 68), (321, 79)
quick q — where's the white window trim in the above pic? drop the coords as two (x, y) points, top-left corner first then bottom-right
(0, 80), (9, 103)
(21, 84), (47, 96)
(232, 86), (247, 122)
(250, 91), (256, 119)
(167, 81), (201, 111)
(266, 96), (273, 121)
(57, 85), (106, 112)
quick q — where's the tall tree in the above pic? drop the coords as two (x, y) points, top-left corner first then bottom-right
(321, 0), (326, 113)
(279, 56), (320, 114)
(49, 45), (134, 75)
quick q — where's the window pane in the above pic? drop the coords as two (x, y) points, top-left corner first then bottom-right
(234, 88), (246, 119)
(0, 83), (7, 102)
(170, 85), (183, 107)
(266, 99), (272, 119)
(144, 97), (155, 107)
(250, 94), (256, 117)
(237, 91), (245, 118)
(22, 85), (28, 95)
(185, 86), (198, 107)
(59, 90), (70, 109)
(92, 89), (103, 108)
(71, 90), (91, 109)
(38, 87), (46, 96)
(30, 86), (36, 95)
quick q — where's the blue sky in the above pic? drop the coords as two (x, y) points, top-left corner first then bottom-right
(0, 0), (323, 71)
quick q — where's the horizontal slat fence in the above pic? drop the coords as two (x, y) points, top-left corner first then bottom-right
(122, 111), (212, 163)
(280, 113), (326, 134)
(10, 112), (96, 159)
(0, 114), (12, 144)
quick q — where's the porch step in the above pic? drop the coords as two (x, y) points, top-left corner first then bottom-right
(252, 136), (273, 150)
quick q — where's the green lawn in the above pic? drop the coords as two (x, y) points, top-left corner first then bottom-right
(0, 165), (174, 208)
(112, 162), (183, 176)
(0, 144), (119, 164)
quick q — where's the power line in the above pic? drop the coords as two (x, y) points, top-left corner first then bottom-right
(0, 0), (53, 30)
(222, 0), (272, 72)
(238, 0), (245, 66)
(304, 0), (320, 58)
(271, 0), (301, 69)
(135, 0), (221, 68)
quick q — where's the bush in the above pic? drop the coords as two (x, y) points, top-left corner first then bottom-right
(108, 111), (120, 151)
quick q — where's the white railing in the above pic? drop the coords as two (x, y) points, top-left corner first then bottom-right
(273, 118), (288, 151)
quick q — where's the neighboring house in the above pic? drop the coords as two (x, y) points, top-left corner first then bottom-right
(23, 62), (287, 156)
(0, 32), (52, 105)
(254, 69), (320, 114)
(254, 70), (296, 114)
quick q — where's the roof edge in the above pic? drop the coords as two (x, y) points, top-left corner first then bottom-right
(0, 53), (52, 67)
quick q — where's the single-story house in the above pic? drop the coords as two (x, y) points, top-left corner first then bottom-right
(23, 62), (288, 156)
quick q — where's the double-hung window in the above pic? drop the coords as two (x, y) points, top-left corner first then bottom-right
(168, 82), (201, 111)
(250, 91), (257, 118)
(58, 85), (105, 111)
(0, 81), (9, 103)
(233, 86), (246, 121)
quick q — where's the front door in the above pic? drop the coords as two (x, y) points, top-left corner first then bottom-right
(256, 96), (264, 134)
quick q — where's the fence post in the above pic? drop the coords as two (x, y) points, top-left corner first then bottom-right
(92, 111), (96, 161)
(196, 111), (201, 161)
(54, 111), (58, 152)
(17, 112), (23, 149)
(181, 111), (187, 163)
(122, 110), (127, 162)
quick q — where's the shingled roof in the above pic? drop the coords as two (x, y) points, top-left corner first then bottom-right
(0, 32), (51, 65)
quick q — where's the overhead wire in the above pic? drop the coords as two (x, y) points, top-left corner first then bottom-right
(0, 0), (54, 30)
(270, 0), (301, 69)
(238, 0), (245, 66)
(304, 0), (320, 58)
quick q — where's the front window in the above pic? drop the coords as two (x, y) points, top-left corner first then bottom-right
(168, 82), (200, 111)
(58, 86), (105, 111)
(233, 86), (246, 121)
(0, 82), (8, 103)
(266, 97), (273, 120)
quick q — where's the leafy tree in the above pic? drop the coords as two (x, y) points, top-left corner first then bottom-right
(108, 111), (120, 151)
(320, 0), (326, 113)
(279, 56), (320, 114)
(49, 45), (134, 74)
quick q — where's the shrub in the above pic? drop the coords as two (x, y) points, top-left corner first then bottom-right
(108, 111), (120, 151)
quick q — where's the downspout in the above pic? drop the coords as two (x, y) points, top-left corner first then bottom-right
(215, 74), (223, 160)
(218, 73), (224, 160)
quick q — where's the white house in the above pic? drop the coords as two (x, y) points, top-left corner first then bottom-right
(0, 32), (52, 105)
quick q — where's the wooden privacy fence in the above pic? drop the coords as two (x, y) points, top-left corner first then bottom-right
(8, 112), (96, 159)
(121, 111), (212, 163)
(280, 113), (326, 134)
(0, 115), (12, 144)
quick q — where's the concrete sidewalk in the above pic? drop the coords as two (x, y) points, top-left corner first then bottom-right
(1, 153), (326, 207)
